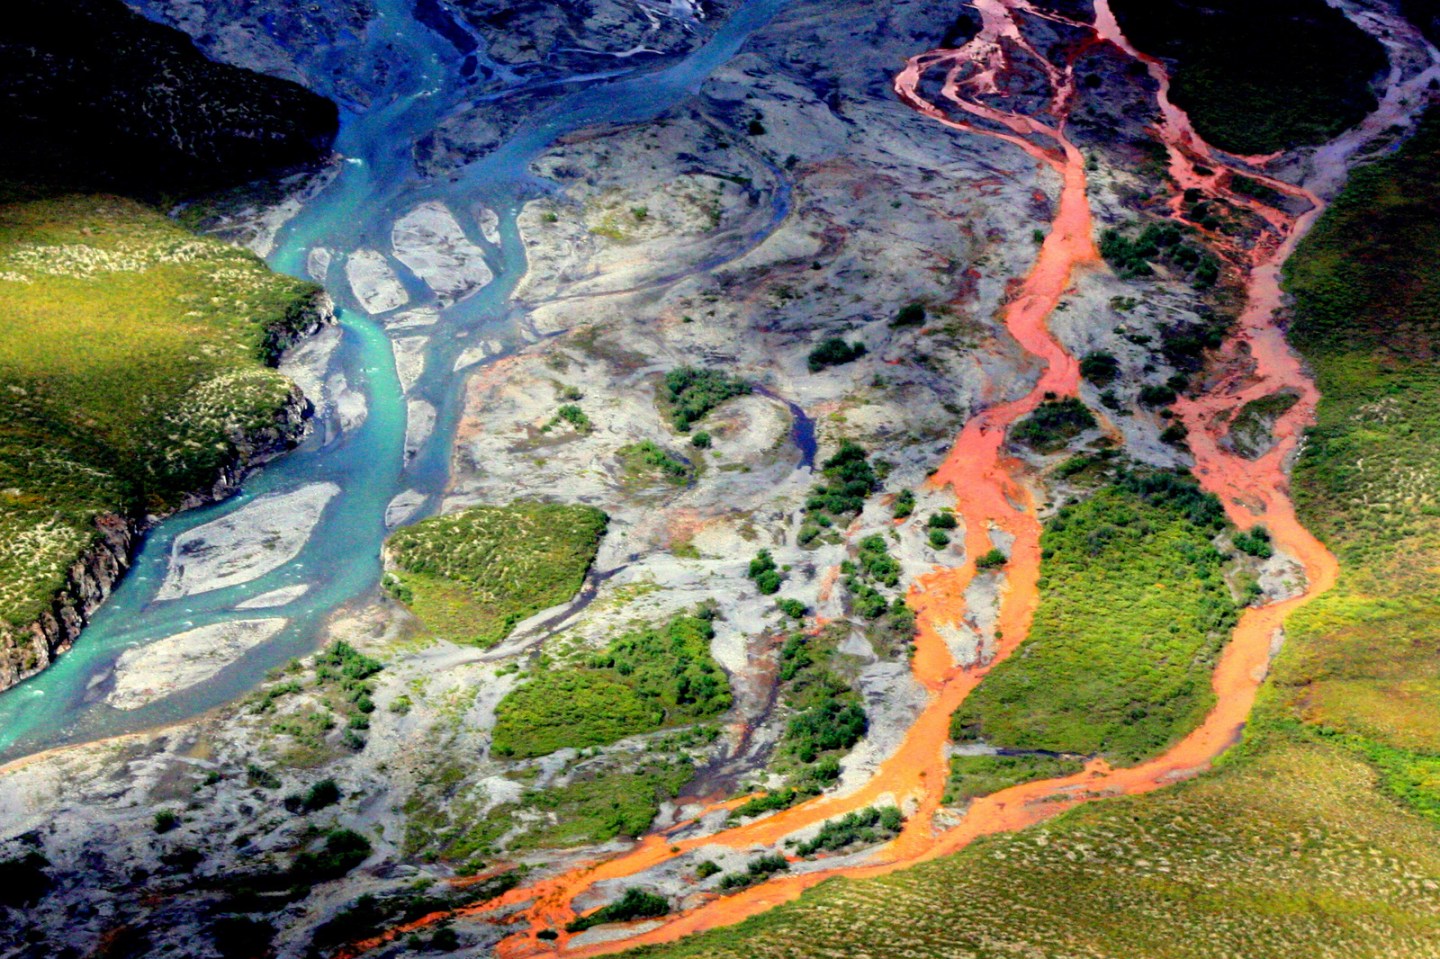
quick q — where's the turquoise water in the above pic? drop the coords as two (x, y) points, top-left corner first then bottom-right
(0, 0), (791, 762)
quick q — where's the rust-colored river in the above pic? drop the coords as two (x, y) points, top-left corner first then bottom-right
(344, 1), (1351, 955)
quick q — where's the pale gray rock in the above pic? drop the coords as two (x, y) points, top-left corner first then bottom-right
(156, 483), (341, 600)
(107, 619), (286, 710)
(391, 202), (494, 303)
(345, 248), (409, 314)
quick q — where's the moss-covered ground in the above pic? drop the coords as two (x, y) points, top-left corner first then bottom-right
(0, 194), (320, 645)
(384, 501), (608, 648)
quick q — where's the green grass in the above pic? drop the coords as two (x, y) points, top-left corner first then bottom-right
(617, 441), (694, 487)
(1269, 109), (1440, 771)
(384, 501), (607, 648)
(944, 753), (1085, 804)
(491, 613), (731, 759)
(951, 472), (1238, 765)
(1109, 0), (1386, 155)
(0, 194), (321, 646)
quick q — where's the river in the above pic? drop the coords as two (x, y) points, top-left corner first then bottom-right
(0, 0), (792, 763)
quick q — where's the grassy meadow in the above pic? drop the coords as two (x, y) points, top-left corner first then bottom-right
(384, 501), (608, 648)
(0, 194), (320, 644)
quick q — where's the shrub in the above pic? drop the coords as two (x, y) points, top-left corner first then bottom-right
(976, 548), (1007, 570)
(1080, 351), (1120, 386)
(929, 529), (952, 549)
(661, 367), (751, 432)
(928, 511), (958, 530)
(856, 535), (901, 587)
(566, 888), (670, 932)
(749, 550), (783, 594)
(299, 778), (341, 813)
(892, 302), (927, 328)
(795, 806), (904, 856)
(492, 614), (731, 758)
(545, 404), (592, 433)
(806, 441), (878, 520)
(808, 337), (867, 373)
(1233, 525), (1274, 558)
(290, 828), (372, 884)
(718, 853), (790, 891)
(777, 598), (808, 620)
(691, 431), (712, 449)
(696, 860), (722, 879)
(1139, 383), (1178, 407)
(892, 489), (916, 519)
(1012, 398), (1097, 453)
(154, 810), (180, 834)
(618, 441), (693, 485)
(385, 502), (608, 648)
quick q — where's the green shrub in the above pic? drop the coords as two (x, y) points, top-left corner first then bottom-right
(805, 441), (878, 520)
(289, 828), (371, 884)
(892, 489), (916, 519)
(567, 888), (670, 932)
(795, 806), (903, 856)
(154, 810), (180, 834)
(892, 303), (927, 328)
(944, 753), (1085, 803)
(618, 441), (693, 485)
(695, 860), (722, 879)
(1080, 351), (1120, 386)
(776, 598), (807, 620)
(1011, 398), (1097, 453)
(975, 548), (1006, 569)
(661, 367), (750, 433)
(718, 853), (789, 891)
(691, 431), (712, 449)
(749, 549), (783, 594)
(808, 337), (867, 373)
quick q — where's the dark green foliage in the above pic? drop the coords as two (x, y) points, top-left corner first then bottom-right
(0, 850), (51, 907)
(1233, 526), (1273, 559)
(789, 700), (868, 763)
(732, 788), (802, 819)
(289, 829), (371, 884)
(1109, 0), (1386, 154)
(928, 511), (957, 531)
(1080, 351), (1120, 386)
(246, 763), (282, 790)
(1160, 422), (1190, 447)
(154, 810), (180, 833)
(975, 548), (1006, 570)
(211, 916), (275, 959)
(691, 431), (712, 449)
(804, 441), (879, 525)
(928, 529), (952, 549)
(661, 367), (751, 432)
(749, 549), (783, 594)
(953, 474), (1238, 763)
(299, 779), (341, 813)
(1012, 398), (1097, 453)
(892, 489), (916, 519)
(808, 337), (867, 373)
(794, 806), (903, 856)
(493, 614), (731, 758)
(776, 598), (808, 620)
(892, 302), (927, 328)
(944, 753), (1086, 803)
(567, 888), (670, 932)
(718, 853), (790, 891)
(856, 536), (901, 587)
(1139, 383), (1178, 407)
(1100, 223), (1219, 287)
(545, 404), (592, 433)
(695, 860), (722, 879)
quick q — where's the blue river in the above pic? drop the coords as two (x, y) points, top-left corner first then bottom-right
(0, 0), (791, 762)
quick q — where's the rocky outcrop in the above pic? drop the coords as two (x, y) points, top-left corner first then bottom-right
(0, 291), (335, 693)
(0, 0), (339, 196)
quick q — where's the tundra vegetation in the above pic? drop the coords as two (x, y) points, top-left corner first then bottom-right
(0, 195), (321, 656)
(491, 612), (731, 759)
(660, 366), (750, 433)
(384, 501), (608, 648)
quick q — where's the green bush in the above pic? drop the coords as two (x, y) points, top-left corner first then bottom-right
(952, 473), (1237, 763)
(892, 303), (927, 328)
(661, 367), (750, 432)
(808, 337), (867, 373)
(566, 888), (670, 932)
(892, 489), (916, 519)
(1080, 351), (1120, 386)
(154, 810), (180, 834)
(1011, 398), (1097, 453)
(776, 598), (807, 620)
(975, 548), (1006, 570)
(928, 529), (951, 549)
(617, 441), (693, 485)
(795, 806), (903, 856)
(749, 549), (783, 594)
(289, 828), (371, 884)
(691, 431), (712, 449)
(718, 853), (789, 891)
